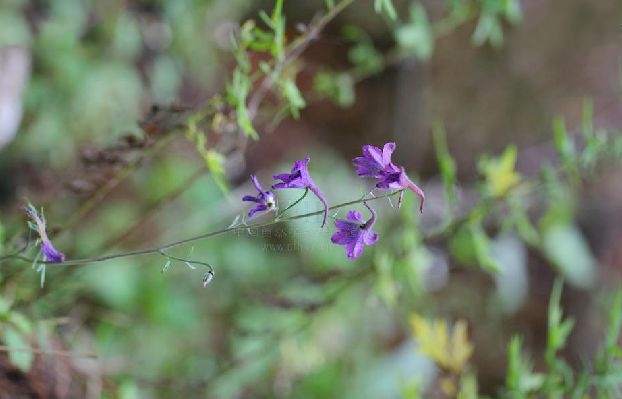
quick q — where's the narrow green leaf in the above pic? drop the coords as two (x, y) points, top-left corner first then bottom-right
(271, 0), (284, 22)
(472, 13), (504, 47)
(36, 263), (46, 288)
(281, 78), (306, 119)
(552, 116), (579, 182)
(258, 11), (274, 30)
(432, 122), (457, 209)
(374, 0), (397, 20)
(506, 336), (523, 391)
(553, 116), (573, 159)
(469, 219), (500, 272)
(546, 279), (575, 363)
(605, 290), (622, 351)
(205, 150), (229, 194)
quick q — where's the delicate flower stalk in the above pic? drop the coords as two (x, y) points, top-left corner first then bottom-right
(353, 142), (425, 212)
(0, 190), (405, 269)
(242, 175), (277, 217)
(272, 157), (329, 227)
(22, 204), (65, 263)
(331, 202), (379, 259)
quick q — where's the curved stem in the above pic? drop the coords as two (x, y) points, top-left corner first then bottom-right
(0, 230), (32, 262)
(275, 188), (309, 220)
(159, 249), (213, 273)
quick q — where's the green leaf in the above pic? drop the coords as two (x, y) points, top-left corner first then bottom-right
(228, 69), (257, 139)
(281, 78), (306, 119)
(506, 336), (523, 392)
(395, 4), (434, 60)
(432, 122), (457, 209)
(4, 327), (33, 372)
(552, 116), (578, 182)
(205, 150), (229, 194)
(449, 213), (500, 272)
(469, 219), (500, 272)
(313, 72), (355, 107)
(374, 0), (397, 20)
(449, 225), (478, 267)
(472, 12), (504, 47)
(37, 263), (46, 288)
(542, 224), (596, 289)
(546, 279), (575, 360)
(605, 290), (622, 353)
(504, 0), (522, 24)
(344, 26), (384, 75)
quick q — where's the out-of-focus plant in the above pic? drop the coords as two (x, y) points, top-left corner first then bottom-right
(410, 313), (475, 397)
(502, 281), (622, 398)
(0, 0), (621, 398)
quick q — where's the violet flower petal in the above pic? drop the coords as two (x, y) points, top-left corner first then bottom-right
(242, 175), (276, 218)
(41, 240), (66, 263)
(272, 157), (329, 227)
(330, 203), (379, 260)
(22, 204), (66, 263)
(354, 142), (425, 213)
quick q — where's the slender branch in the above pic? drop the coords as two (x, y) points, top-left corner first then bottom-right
(2, 189), (403, 267)
(275, 188), (309, 219)
(159, 249), (214, 272)
(59, 131), (178, 235)
(247, 0), (357, 116)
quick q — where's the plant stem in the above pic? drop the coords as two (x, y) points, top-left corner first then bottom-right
(3, 189), (403, 267)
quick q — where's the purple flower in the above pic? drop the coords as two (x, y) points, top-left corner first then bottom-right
(272, 157), (329, 227)
(22, 204), (65, 263)
(331, 203), (379, 260)
(242, 175), (277, 217)
(353, 142), (425, 213)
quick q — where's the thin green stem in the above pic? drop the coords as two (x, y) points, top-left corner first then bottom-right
(2, 189), (403, 267)
(275, 188), (309, 219)
(159, 249), (213, 272)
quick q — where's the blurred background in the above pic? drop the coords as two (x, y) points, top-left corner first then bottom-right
(0, 0), (621, 397)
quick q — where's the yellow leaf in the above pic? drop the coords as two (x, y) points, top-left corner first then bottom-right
(482, 145), (521, 197)
(410, 313), (474, 374)
(448, 320), (474, 373)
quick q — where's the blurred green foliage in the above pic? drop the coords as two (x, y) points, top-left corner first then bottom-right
(0, 0), (621, 398)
